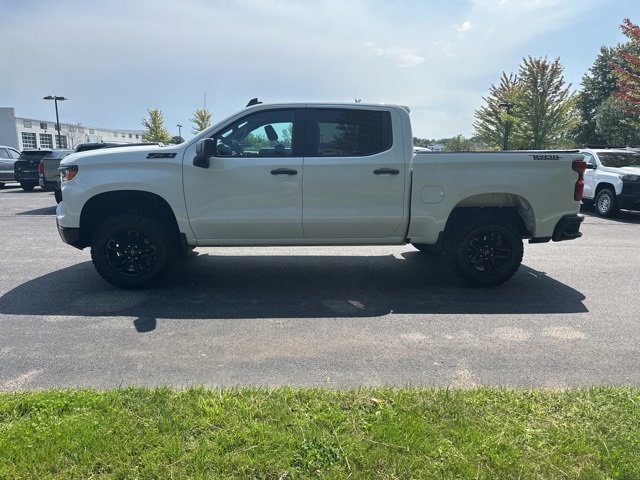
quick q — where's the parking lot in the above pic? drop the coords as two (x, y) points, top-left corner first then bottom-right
(1, 183), (639, 391)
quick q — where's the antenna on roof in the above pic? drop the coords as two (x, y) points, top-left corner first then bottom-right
(246, 98), (262, 107)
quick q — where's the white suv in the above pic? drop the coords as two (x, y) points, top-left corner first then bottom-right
(580, 148), (640, 217)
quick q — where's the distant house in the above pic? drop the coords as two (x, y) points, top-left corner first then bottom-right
(0, 107), (144, 150)
(429, 143), (445, 152)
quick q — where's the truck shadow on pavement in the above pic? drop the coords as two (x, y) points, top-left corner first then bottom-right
(0, 251), (587, 329)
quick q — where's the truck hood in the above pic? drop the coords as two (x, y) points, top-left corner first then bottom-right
(617, 166), (640, 175)
(59, 144), (180, 167)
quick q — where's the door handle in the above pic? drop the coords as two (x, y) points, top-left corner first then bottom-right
(271, 168), (298, 175)
(374, 168), (400, 175)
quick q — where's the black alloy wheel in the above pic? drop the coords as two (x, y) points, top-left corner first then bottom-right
(445, 215), (523, 287)
(91, 213), (177, 289)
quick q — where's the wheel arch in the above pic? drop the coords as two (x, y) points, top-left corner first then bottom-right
(441, 194), (532, 250)
(78, 190), (180, 248)
(595, 182), (616, 196)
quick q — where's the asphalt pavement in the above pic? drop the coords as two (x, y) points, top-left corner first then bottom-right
(1, 183), (639, 390)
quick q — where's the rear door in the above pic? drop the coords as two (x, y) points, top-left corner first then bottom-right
(302, 107), (407, 239)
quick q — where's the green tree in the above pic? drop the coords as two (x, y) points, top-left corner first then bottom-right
(141, 109), (171, 143)
(515, 57), (577, 149)
(612, 19), (640, 120)
(191, 108), (212, 134)
(473, 73), (520, 150)
(595, 96), (640, 145)
(574, 46), (622, 146)
(444, 135), (472, 151)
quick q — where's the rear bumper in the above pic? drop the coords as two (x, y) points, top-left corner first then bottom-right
(552, 214), (584, 241)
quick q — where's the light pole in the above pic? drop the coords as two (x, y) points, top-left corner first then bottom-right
(498, 102), (513, 151)
(43, 95), (67, 148)
(177, 124), (183, 138)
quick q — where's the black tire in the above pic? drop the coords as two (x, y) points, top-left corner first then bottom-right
(445, 215), (523, 287)
(54, 189), (62, 203)
(412, 243), (437, 255)
(20, 181), (36, 191)
(91, 213), (178, 289)
(594, 187), (619, 217)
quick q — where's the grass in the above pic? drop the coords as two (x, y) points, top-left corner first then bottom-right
(0, 387), (639, 479)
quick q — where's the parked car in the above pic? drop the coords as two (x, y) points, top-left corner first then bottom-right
(38, 149), (74, 196)
(0, 145), (21, 188)
(580, 148), (640, 217)
(14, 150), (53, 191)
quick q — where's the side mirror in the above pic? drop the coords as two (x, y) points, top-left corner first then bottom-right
(193, 138), (217, 168)
(585, 163), (596, 170)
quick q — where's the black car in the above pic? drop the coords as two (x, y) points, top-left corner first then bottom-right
(14, 150), (53, 191)
(14, 149), (74, 191)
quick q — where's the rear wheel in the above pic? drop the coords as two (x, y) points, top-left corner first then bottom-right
(91, 213), (178, 289)
(20, 181), (37, 191)
(54, 189), (62, 203)
(445, 215), (523, 287)
(595, 187), (619, 217)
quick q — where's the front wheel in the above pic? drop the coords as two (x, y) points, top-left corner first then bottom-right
(445, 216), (523, 287)
(595, 188), (619, 217)
(54, 189), (62, 203)
(91, 213), (178, 289)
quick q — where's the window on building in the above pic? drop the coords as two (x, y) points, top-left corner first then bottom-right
(89, 129), (94, 134)
(21, 132), (37, 149)
(55, 135), (68, 149)
(121, 133), (126, 138)
(78, 127), (84, 133)
(40, 122), (48, 130)
(23, 120), (32, 128)
(135, 134), (140, 139)
(39, 133), (53, 149)
(68, 126), (75, 133)
(129, 133), (133, 138)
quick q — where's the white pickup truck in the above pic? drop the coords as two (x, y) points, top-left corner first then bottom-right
(579, 148), (640, 217)
(56, 102), (585, 289)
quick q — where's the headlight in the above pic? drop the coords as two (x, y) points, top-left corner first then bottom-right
(59, 165), (78, 182)
(622, 174), (640, 182)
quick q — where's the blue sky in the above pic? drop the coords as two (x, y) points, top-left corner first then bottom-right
(0, 0), (637, 139)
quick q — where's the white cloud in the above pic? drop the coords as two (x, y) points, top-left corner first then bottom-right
(362, 42), (425, 68)
(0, 0), (626, 139)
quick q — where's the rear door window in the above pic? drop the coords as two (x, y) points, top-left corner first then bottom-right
(305, 108), (392, 157)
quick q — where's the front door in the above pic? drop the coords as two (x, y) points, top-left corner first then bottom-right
(183, 108), (304, 242)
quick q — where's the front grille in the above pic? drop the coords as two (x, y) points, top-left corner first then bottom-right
(622, 181), (640, 194)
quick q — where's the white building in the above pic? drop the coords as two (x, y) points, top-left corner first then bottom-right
(0, 107), (145, 150)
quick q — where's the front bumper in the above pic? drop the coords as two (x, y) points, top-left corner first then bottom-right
(552, 214), (584, 241)
(618, 182), (640, 211)
(56, 219), (83, 249)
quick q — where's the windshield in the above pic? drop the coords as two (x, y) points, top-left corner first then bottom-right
(598, 151), (640, 168)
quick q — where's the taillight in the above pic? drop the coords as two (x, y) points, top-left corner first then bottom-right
(572, 159), (586, 201)
(38, 160), (45, 175)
